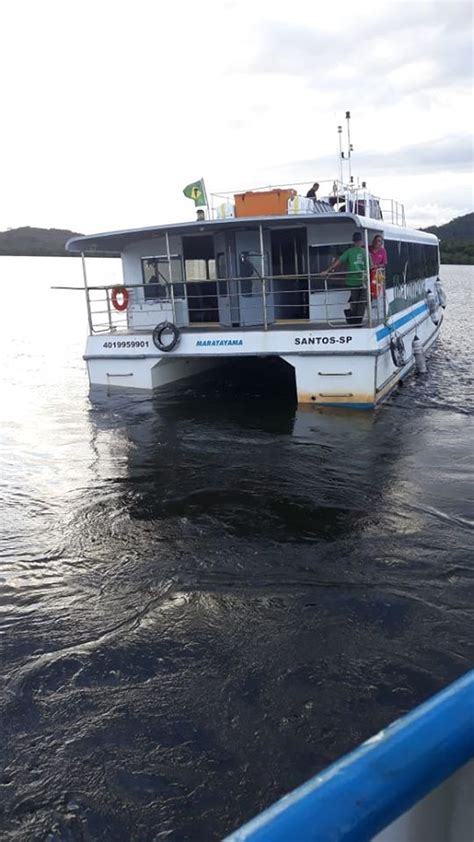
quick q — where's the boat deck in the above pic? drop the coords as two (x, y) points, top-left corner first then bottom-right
(96, 319), (370, 335)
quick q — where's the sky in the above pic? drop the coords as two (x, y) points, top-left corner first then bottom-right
(1, 0), (473, 234)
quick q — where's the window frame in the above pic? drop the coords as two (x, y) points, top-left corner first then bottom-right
(141, 255), (185, 301)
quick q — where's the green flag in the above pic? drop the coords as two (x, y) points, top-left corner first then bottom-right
(183, 178), (207, 207)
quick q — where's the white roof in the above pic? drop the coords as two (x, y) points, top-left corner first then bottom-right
(66, 213), (438, 254)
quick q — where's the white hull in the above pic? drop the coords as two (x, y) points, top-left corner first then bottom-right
(374, 761), (474, 842)
(84, 301), (442, 408)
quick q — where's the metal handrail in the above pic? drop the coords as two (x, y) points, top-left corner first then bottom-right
(60, 271), (387, 335)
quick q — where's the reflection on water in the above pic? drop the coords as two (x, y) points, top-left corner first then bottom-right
(0, 259), (473, 841)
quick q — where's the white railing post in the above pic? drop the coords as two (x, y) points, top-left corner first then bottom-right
(363, 228), (372, 327)
(307, 266), (311, 322)
(259, 224), (267, 330)
(381, 268), (388, 322)
(165, 231), (177, 324)
(81, 252), (94, 334)
(105, 287), (113, 331)
(324, 275), (329, 324)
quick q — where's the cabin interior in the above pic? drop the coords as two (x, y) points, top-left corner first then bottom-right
(124, 218), (385, 331)
(120, 216), (438, 333)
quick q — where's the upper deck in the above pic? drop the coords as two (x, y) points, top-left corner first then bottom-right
(68, 180), (432, 257)
(65, 181), (439, 339)
(211, 179), (405, 225)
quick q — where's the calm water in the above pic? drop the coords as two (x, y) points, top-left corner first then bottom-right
(0, 258), (473, 841)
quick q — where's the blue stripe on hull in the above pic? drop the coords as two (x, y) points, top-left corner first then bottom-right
(318, 319), (441, 410)
(376, 303), (429, 341)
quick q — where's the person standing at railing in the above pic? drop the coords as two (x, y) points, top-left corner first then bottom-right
(323, 231), (367, 326)
(369, 235), (387, 269)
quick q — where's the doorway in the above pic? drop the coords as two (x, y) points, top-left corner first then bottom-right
(270, 228), (308, 320)
(182, 235), (219, 323)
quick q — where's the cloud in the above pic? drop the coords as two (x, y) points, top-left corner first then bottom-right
(346, 135), (473, 175)
(247, 1), (473, 104)
(277, 134), (473, 181)
(406, 202), (473, 227)
(1, 0), (472, 232)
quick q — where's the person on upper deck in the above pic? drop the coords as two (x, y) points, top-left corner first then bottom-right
(306, 183), (319, 199)
(323, 231), (367, 326)
(369, 234), (387, 268)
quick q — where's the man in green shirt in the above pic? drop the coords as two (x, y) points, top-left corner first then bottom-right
(324, 231), (368, 325)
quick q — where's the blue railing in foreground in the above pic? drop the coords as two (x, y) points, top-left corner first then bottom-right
(224, 670), (474, 842)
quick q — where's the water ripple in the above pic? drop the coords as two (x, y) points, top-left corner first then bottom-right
(0, 261), (473, 841)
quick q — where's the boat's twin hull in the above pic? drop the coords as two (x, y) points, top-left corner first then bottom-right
(84, 304), (442, 408)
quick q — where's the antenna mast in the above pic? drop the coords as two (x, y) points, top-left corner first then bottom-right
(346, 110), (353, 183)
(337, 125), (343, 184)
(338, 111), (354, 186)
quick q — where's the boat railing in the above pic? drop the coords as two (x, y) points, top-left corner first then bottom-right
(84, 285), (130, 334)
(379, 197), (406, 226)
(60, 270), (387, 335)
(211, 180), (406, 226)
(320, 180), (406, 226)
(223, 670), (474, 842)
(327, 188), (406, 226)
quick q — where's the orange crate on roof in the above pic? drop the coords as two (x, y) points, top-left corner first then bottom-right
(234, 189), (292, 217)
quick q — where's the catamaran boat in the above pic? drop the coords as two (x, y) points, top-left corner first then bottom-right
(66, 159), (446, 410)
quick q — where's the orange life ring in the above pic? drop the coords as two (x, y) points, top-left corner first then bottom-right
(111, 286), (129, 311)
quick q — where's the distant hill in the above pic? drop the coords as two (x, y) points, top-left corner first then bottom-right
(0, 226), (84, 257)
(421, 213), (473, 242)
(421, 213), (474, 264)
(0, 226), (118, 257)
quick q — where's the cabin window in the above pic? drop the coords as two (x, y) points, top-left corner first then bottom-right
(408, 243), (427, 280)
(238, 252), (260, 296)
(385, 241), (439, 289)
(185, 258), (216, 281)
(424, 244), (439, 276)
(142, 256), (184, 301)
(385, 241), (408, 289)
(369, 200), (383, 220)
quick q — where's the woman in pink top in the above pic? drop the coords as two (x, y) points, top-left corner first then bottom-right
(369, 235), (387, 268)
(369, 235), (387, 299)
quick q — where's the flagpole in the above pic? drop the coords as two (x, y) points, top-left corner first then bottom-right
(202, 177), (210, 220)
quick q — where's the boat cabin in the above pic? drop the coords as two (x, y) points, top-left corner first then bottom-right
(67, 183), (439, 336)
